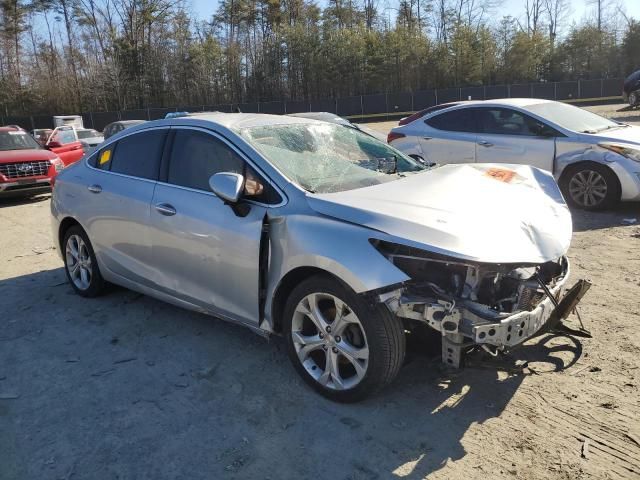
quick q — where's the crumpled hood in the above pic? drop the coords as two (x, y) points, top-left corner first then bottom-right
(307, 163), (573, 264)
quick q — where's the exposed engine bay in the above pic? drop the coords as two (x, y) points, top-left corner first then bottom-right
(371, 240), (590, 367)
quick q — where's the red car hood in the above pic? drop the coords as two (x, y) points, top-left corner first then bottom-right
(0, 149), (57, 163)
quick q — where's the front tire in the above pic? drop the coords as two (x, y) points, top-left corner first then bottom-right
(630, 90), (639, 107)
(63, 225), (106, 297)
(283, 275), (405, 402)
(560, 163), (619, 211)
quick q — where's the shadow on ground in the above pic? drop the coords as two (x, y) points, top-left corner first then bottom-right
(571, 202), (640, 232)
(0, 193), (50, 209)
(0, 267), (584, 479)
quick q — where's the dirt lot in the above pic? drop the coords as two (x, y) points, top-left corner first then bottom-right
(2, 104), (640, 480)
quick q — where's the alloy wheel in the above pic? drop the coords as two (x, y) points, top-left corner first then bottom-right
(568, 169), (608, 208)
(291, 292), (369, 390)
(65, 234), (93, 290)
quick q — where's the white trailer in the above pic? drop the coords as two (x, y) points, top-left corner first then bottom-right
(53, 115), (84, 129)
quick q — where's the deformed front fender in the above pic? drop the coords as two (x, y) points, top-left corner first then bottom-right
(263, 213), (410, 329)
(555, 145), (640, 201)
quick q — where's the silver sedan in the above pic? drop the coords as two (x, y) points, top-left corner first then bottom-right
(389, 99), (640, 210)
(51, 113), (587, 401)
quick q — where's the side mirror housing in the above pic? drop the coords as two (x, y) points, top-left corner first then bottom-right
(531, 123), (555, 137)
(209, 172), (244, 203)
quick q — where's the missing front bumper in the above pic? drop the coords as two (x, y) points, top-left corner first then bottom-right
(388, 268), (591, 367)
(471, 279), (591, 349)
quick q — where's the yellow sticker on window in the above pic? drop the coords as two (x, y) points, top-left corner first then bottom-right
(99, 149), (111, 165)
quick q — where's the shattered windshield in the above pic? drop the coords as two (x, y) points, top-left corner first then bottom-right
(240, 123), (425, 193)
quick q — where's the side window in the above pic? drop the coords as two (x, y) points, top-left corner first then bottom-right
(167, 129), (281, 203)
(477, 108), (541, 136)
(167, 130), (244, 191)
(425, 109), (477, 133)
(93, 145), (114, 170)
(108, 129), (167, 180)
(51, 127), (77, 145)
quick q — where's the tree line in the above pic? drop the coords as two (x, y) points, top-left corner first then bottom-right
(0, 0), (639, 116)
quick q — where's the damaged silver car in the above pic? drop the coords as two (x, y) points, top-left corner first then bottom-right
(51, 113), (589, 402)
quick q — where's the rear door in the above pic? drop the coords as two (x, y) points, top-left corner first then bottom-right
(47, 127), (84, 165)
(149, 127), (276, 325)
(420, 108), (478, 164)
(85, 128), (168, 285)
(474, 107), (556, 171)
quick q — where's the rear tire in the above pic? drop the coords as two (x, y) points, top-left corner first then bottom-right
(62, 225), (106, 297)
(630, 91), (639, 107)
(283, 275), (405, 402)
(560, 163), (619, 211)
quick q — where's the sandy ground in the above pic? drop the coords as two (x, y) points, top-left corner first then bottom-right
(2, 104), (640, 480)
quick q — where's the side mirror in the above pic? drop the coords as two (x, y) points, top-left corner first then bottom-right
(531, 123), (554, 137)
(46, 140), (62, 149)
(409, 154), (436, 167)
(209, 172), (244, 203)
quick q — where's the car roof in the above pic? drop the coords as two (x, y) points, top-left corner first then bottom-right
(116, 120), (146, 125)
(0, 126), (21, 132)
(436, 98), (554, 109)
(171, 112), (322, 130)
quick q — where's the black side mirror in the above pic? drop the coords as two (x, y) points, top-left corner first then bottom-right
(410, 154), (436, 167)
(531, 122), (554, 137)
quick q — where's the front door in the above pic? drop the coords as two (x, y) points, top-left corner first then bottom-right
(149, 127), (269, 325)
(474, 107), (556, 172)
(47, 126), (84, 165)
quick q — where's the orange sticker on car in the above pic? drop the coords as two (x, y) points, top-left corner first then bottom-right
(485, 168), (515, 183)
(99, 150), (111, 165)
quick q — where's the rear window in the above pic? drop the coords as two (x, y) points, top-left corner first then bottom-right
(0, 131), (40, 151)
(109, 130), (167, 180)
(425, 108), (477, 133)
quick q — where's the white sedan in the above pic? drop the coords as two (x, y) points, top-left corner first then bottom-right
(388, 99), (640, 210)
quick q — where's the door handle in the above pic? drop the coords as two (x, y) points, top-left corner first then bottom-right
(155, 203), (176, 216)
(423, 136), (432, 141)
(477, 140), (493, 147)
(87, 184), (102, 193)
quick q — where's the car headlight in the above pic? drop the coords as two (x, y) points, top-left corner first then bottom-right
(51, 157), (64, 172)
(599, 143), (640, 162)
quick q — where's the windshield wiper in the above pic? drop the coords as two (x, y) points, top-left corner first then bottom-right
(595, 124), (629, 133)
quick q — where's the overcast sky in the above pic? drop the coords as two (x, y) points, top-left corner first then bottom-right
(189, 0), (640, 30)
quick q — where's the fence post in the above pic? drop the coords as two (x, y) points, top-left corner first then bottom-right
(410, 91), (414, 112)
(578, 80), (581, 99)
(360, 95), (364, 118)
(385, 93), (389, 120)
(600, 79), (604, 97)
(434, 88), (438, 105)
(554, 82), (557, 100)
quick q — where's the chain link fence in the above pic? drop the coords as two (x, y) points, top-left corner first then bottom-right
(1, 78), (625, 132)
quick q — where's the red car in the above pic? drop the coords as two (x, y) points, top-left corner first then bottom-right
(0, 126), (68, 198)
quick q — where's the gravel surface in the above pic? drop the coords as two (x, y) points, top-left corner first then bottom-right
(1, 103), (640, 479)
